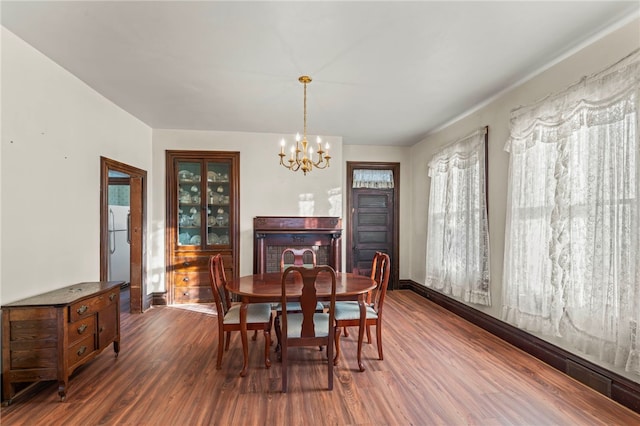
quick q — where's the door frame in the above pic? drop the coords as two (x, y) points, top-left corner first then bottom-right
(346, 161), (400, 290)
(99, 156), (148, 313)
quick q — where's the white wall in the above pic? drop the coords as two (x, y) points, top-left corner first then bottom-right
(343, 144), (412, 280)
(409, 18), (640, 320)
(151, 129), (343, 292)
(0, 28), (153, 304)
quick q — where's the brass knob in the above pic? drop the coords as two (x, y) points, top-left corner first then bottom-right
(184, 261), (191, 266)
(109, 293), (116, 302)
(77, 324), (88, 334)
(183, 277), (189, 282)
(76, 305), (88, 315)
(77, 346), (87, 356)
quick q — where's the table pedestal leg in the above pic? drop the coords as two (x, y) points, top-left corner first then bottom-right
(357, 295), (366, 372)
(240, 300), (249, 377)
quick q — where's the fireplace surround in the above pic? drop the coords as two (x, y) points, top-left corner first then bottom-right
(253, 216), (342, 273)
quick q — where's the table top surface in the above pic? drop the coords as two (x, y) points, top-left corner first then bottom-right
(2, 281), (123, 308)
(226, 271), (375, 299)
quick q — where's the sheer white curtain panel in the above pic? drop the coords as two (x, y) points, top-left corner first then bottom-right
(425, 127), (491, 306)
(503, 49), (640, 374)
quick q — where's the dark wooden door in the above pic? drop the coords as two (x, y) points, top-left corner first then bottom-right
(351, 189), (394, 278)
(346, 162), (399, 290)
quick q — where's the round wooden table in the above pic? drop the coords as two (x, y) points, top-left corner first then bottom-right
(226, 271), (376, 376)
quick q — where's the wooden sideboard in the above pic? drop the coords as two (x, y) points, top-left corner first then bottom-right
(1, 281), (121, 404)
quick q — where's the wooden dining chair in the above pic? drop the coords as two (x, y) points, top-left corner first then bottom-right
(279, 265), (337, 393)
(274, 248), (324, 353)
(280, 247), (317, 271)
(208, 254), (273, 370)
(340, 251), (385, 338)
(333, 252), (390, 366)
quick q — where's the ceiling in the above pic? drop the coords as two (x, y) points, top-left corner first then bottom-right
(2, 1), (638, 146)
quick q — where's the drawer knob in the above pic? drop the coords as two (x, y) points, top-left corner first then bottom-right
(77, 324), (88, 334)
(99, 326), (104, 333)
(183, 261), (191, 266)
(77, 346), (87, 356)
(183, 277), (190, 282)
(76, 305), (88, 315)
(109, 293), (116, 302)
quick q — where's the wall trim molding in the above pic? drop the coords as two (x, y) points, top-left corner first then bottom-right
(399, 279), (640, 414)
(151, 292), (168, 306)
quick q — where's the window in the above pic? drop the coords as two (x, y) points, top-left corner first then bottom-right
(353, 169), (394, 189)
(503, 49), (640, 375)
(425, 127), (490, 306)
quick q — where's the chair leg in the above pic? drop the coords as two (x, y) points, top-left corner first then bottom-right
(343, 326), (349, 337)
(376, 323), (383, 360)
(328, 335), (334, 391)
(274, 314), (282, 355)
(366, 324), (372, 344)
(333, 326), (342, 365)
(263, 329), (272, 368)
(252, 330), (258, 341)
(281, 341), (288, 393)
(216, 335), (224, 369)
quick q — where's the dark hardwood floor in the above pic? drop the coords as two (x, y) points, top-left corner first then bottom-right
(2, 290), (639, 425)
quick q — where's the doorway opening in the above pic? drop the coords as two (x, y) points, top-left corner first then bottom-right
(346, 162), (400, 290)
(100, 157), (148, 313)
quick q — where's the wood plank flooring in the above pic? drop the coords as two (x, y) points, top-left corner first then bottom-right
(2, 290), (639, 425)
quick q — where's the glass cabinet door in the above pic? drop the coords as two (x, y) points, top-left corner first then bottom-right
(205, 161), (231, 247)
(176, 161), (203, 247)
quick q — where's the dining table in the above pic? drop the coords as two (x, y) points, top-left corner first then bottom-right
(226, 271), (377, 376)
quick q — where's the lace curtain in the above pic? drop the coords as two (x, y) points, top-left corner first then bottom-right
(352, 169), (394, 189)
(503, 49), (640, 374)
(425, 127), (491, 305)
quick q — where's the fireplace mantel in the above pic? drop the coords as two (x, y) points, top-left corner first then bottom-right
(253, 216), (342, 273)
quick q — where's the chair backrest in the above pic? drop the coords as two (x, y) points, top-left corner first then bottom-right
(280, 247), (317, 272)
(208, 254), (232, 318)
(281, 265), (336, 339)
(370, 252), (391, 314)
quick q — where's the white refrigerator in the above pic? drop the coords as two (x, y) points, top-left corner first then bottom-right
(108, 205), (130, 284)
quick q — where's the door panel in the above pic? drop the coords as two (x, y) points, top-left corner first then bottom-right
(352, 189), (393, 278)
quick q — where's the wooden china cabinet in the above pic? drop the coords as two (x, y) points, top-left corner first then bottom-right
(166, 150), (239, 304)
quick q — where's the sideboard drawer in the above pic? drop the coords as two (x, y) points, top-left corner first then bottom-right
(68, 290), (118, 322)
(68, 316), (96, 346)
(67, 335), (95, 369)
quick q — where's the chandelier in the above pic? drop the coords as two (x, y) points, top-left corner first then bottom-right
(278, 75), (331, 175)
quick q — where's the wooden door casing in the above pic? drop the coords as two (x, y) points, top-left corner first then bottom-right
(99, 157), (148, 313)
